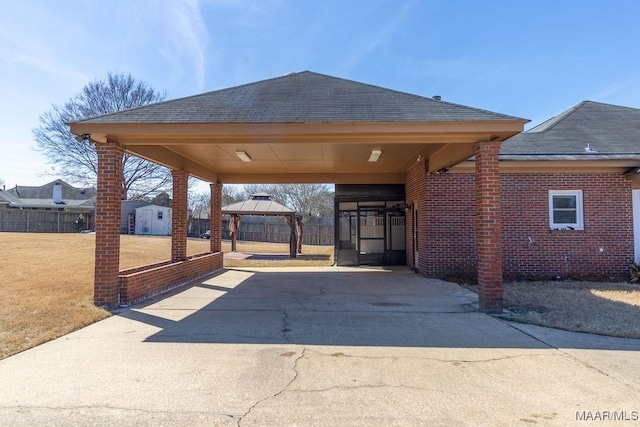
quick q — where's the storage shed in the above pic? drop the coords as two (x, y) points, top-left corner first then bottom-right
(134, 204), (172, 236)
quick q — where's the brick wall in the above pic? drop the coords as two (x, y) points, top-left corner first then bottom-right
(411, 171), (634, 280)
(502, 172), (634, 280)
(422, 172), (477, 277)
(119, 252), (223, 304)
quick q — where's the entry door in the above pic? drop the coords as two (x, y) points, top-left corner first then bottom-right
(337, 211), (358, 265)
(359, 210), (385, 265)
(634, 190), (640, 263)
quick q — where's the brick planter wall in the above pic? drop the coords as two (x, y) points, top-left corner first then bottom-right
(118, 252), (223, 305)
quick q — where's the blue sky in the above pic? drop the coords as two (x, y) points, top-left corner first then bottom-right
(2, 0), (640, 188)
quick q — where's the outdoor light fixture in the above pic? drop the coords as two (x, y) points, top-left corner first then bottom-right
(236, 151), (252, 162)
(368, 149), (382, 162)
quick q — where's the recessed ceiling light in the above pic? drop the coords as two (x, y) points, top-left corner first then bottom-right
(236, 151), (252, 162)
(368, 149), (382, 162)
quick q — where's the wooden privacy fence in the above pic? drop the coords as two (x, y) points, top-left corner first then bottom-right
(0, 209), (94, 233)
(189, 216), (334, 245)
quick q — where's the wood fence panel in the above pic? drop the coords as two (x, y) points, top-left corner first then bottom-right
(218, 217), (334, 245)
(0, 210), (93, 233)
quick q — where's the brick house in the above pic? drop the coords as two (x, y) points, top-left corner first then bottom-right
(412, 101), (640, 281)
(68, 72), (639, 312)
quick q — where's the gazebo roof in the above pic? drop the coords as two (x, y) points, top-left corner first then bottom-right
(222, 193), (299, 216)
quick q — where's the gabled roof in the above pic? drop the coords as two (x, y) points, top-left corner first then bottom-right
(2, 180), (96, 209)
(502, 101), (640, 158)
(6, 180), (96, 200)
(74, 71), (522, 124)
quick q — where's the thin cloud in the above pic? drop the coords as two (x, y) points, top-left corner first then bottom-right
(160, 0), (208, 91)
(589, 81), (633, 102)
(7, 53), (89, 87)
(343, 1), (416, 72)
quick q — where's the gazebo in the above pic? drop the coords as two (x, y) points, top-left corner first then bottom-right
(222, 193), (302, 258)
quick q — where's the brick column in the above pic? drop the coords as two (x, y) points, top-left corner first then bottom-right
(475, 140), (504, 313)
(210, 183), (222, 253)
(171, 170), (189, 262)
(405, 157), (428, 273)
(94, 141), (124, 307)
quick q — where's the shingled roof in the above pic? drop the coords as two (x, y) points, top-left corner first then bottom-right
(502, 101), (640, 158)
(74, 71), (522, 124)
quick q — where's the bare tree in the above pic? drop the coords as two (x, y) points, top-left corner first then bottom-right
(33, 73), (170, 199)
(243, 184), (334, 219)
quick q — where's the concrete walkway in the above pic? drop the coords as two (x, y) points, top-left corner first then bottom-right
(1, 267), (640, 426)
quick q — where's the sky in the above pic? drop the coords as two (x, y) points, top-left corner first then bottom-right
(1, 0), (640, 190)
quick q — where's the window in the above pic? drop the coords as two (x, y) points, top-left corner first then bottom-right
(157, 211), (163, 220)
(549, 190), (583, 230)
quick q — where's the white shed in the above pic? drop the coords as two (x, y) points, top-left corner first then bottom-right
(134, 204), (172, 236)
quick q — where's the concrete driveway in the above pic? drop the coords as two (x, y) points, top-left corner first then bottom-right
(1, 266), (640, 426)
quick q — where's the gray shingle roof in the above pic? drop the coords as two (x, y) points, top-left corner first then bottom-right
(74, 71), (523, 124)
(502, 101), (640, 157)
(6, 180), (96, 200)
(2, 180), (96, 209)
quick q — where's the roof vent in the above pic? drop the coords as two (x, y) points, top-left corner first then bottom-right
(432, 95), (442, 101)
(584, 143), (598, 153)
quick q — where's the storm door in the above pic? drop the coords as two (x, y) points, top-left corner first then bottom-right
(359, 203), (385, 265)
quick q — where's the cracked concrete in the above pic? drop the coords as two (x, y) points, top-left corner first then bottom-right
(237, 348), (306, 427)
(1, 266), (640, 426)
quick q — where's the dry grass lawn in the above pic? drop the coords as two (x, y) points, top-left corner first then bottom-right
(0, 232), (333, 359)
(465, 280), (640, 339)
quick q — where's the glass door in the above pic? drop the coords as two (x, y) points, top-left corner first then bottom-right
(337, 210), (358, 265)
(359, 208), (385, 265)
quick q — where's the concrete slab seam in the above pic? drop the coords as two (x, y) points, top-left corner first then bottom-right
(504, 321), (640, 393)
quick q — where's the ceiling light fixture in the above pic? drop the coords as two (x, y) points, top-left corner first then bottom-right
(368, 149), (382, 162)
(236, 151), (252, 162)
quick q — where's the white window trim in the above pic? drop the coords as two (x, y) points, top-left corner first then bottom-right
(549, 190), (583, 230)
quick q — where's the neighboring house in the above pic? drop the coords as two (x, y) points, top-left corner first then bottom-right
(0, 180), (96, 212)
(134, 204), (172, 236)
(428, 101), (640, 279)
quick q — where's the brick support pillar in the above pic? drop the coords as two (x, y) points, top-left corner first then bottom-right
(210, 183), (222, 253)
(171, 170), (189, 262)
(94, 141), (124, 307)
(475, 140), (504, 313)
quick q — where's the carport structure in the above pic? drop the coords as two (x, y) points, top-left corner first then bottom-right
(69, 71), (527, 313)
